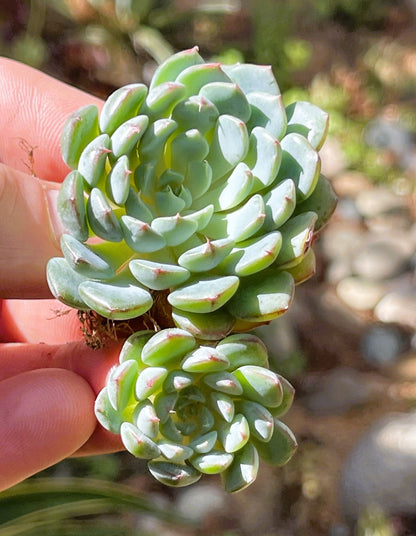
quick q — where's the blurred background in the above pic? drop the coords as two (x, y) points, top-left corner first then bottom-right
(1, 0), (416, 534)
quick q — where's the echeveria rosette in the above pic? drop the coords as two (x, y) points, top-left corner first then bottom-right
(95, 328), (297, 492)
(46, 46), (336, 338)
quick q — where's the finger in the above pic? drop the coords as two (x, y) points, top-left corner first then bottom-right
(0, 58), (102, 182)
(0, 368), (96, 491)
(0, 164), (64, 298)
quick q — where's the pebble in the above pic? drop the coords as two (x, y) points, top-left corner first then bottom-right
(319, 136), (347, 178)
(355, 187), (407, 219)
(175, 483), (228, 522)
(302, 367), (373, 415)
(336, 276), (385, 311)
(331, 171), (371, 198)
(340, 412), (416, 519)
(352, 239), (410, 281)
(375, 291), (416, 330)
(360, 324), (409, 367)
(326, 258), (353, 285)
(320, 223), (363, 261)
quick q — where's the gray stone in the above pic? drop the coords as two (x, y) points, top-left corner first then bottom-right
(326, 258), (353, 285)
(320, 223), (364, 261)
(360, 324), (409, 367)
(302, 367), (373, 415)
(175, 483), (227, 522)
(355, 187), (407, 219)
(341, 412), (416, 519)
(352, 239), (410, 281)
(375, 291), (416, 330)
(336, 276), (385, 311)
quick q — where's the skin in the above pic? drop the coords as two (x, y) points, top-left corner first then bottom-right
(0, 58), (124, 492)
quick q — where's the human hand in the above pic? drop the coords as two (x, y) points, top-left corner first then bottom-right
(0, 58), (123, 491)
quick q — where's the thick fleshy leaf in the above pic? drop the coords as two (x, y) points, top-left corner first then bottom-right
(149, 46), (204, 89)
(118, 330), (154, 364)
(191, 451), (234, 474)
(130, 259), (190, 290)
(269, 375), (295, 419)
(147, 461), (201, 487)
(172, 308), (235, 340)
(206, 114), (249, 182)
(121, 422), (161, 459)
(222, 63), (280, 96)
(94, 387), (129, 434)
(158, 441), (193, 463)
(139, 118), (177, 161)
(279, 133), (321, 201)
(199, 82), (251, 121)
(294, 174), (337, 231)
(153, 392), (178, 424)
(141, 328), (196, 367)
(247, 93), (286, 140)
(144, 81), (186, 117)
(170, 129), (209, 173)
(233, 366), (283, 408)
(125, 188), (154, 222)
(60, 234), (114, 279)
(178, 238), (234, 273)
(253, 419), (298, 466)
(46, 257), (88, 310)
(107, 154), (131, 205)
(210, 392), (235, 423)
(99, 83), (148, 135)
(110, 114), (149, 158)
(286, 100), (329, 150)
(218, 413), (250, 453)
(237, 400), (274, 442)
(133, 399), (160, 439)
(57, 171), (88, 242)
(275, 211), (317, 268)
(151, 214), (198, 246)
(107, 359), (139, 411)
(181, 346), (230, 373)
(78, 133), (111, 187)
(284, 246), (316, 284)
(168, 276), (240, 313)
(203, 371), (243, 396)
(87, 188), (123, 242)
(184, 159), (213, 199)
(216, 333), (269, 369)
(262, 178), (296, 232)
(135, 367), (169, 400)
(78, 280), (153, 320)
(189, 431), (218, 454)
(220, 232), (282, 277)
(121, 215), (166, 253)
(61, 104), (99, 169)
(163, 370), (194, 393)
(244, 126), (281, 191)
(227, 270), (295, 322)
(175, 62), (231, 97)
(221, 443), (259, 493)
(171, 95), (219, 134)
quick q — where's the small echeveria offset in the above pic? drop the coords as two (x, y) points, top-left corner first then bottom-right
(95, 328), (297, 492)
(47, 46), (336, 338)
(46, 47), (336, 491)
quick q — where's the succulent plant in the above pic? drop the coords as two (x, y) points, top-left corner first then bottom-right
(46, 46), (336, 339)
(46, 47), (336, 491)
(95, 328), (297, 491)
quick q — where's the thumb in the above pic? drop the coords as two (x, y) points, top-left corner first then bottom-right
(0, 163), (63, 298)
(0, 368), (96, 491)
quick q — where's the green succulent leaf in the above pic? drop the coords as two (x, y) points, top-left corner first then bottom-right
(61, 104), (99, 169)
(147, 461), (201, 487)
(233, 366), (283, 408)
(216, 333), (269, 369)
(99, 83), (148, 135)
(181, 346), (230, 373)
(121, 422), (161, 459)
(191, 451), (234, 474)
(253, 419), (298, 466)
(221, 442), (259, 493)
(107, 359), (139, 411)
(286, 100), (329, 150)
(57, 171), (88, 242)
(130, 259), (190, 290)
(149, 46), (204, 90)
(141, 328), (196, 367)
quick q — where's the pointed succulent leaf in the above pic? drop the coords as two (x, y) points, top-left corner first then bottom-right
(199, 82), (251, 121)
(218, 413), (250, 453)
(60, 234), (114, 279)
(121, 215), (166, 252)
(99, 83), (148, 134)
(191, 451), (234, 474)
(121, 422), (161, 459)
(233, 366), (283, 408)
(135, 367), (169, 400)
(144, 81), (186, 117)
(172, 308), (235, 341)
(222, 63), (280, 96)
(221, 442), (259, 493)
(147, 461), (201, 487)
(110, 114), (149, 157)
(227, 270), (295, 322)
(159, 416), (183, 443)
(149, 46), (204, 89)
(175, 62), (231, 97)
(204, 194), (265, 242)
(141, 328), (196, 367)
(46, 257), (89, 310)
(163, 369), (194, 393)
(87, 188), (123, 242)
(154, 186), (186, 215)
(279, 133), (321, 201)
(284, 246), (316, 284)
(133, 399), (160, 439)
(216, 333), (269, 369)
(168, 275), (239, 313)
(57, 171), (88, 242)
(247, 93), (286, 140)
(263, 178), (297, 232)
(61, 104), (99, 169)
(171, 94), (219, 133)
(181, 346), (230, 373)
(253, 419), (297, 466)
(95, 387), (129, 434)
(130, 259), (190, 290)
(210, 392), (235, 423)
(294, 174), (337, 231)
(107, 359), (139, 411)
(151, 213), (198, 246)
(270, 375), (295, 419)
(178, 238), (234, 273)
(139, 118), (177, 161)
(184, 159), (213, 199)
(78, 133), (111, 187)
(158, 441), (193, 462)
(203, 371), (243, 396)
(124, 188), (154, 222)
(237, 400), (274, 442)
(192, 162), (253, 212)
(275, 211), (317, 268)
(108, 154), (131, 205)
(220, 231), (282, 277)
(153, 391), (179, 423)
(78, 280), (153, 320)
(286, 100), (329, 150)
(170, 129), (210, 173)
(189, 431), (218, 454)
(244, 126), (282, 191)
(119, 330), (154, 364)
